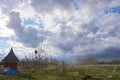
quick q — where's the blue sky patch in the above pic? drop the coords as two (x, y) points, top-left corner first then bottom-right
(0, 37), (10, 49)
(23, 18), (44, 28)
(73, 0), (80, 10)
(23, 18), (38, 26)
(105, 6), (120, 14)
(101, 34), (109, 38)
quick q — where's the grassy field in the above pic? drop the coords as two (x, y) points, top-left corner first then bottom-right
(0, 65), (120, 80)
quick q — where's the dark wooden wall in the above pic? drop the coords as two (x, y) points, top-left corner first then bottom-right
(4, 62), (18, 69)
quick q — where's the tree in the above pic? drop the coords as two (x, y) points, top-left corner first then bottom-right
(20, 47), (48, 80)
(111, 59), (120, 64)
(76, 57), (98, 65)
(55, 61), (66, 77)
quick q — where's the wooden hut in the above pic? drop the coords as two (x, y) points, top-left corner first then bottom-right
(2, 48), (19, 69)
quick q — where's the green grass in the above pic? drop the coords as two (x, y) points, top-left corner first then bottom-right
(0, 65), (120, 80)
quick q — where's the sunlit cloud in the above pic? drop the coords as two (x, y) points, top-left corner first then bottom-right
(0, 0), (120, 61)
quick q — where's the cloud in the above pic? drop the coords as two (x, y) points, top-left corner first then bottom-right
(0, 0), (120, 60)
(40, 0), (120, 58)
(31, 0), (73, 14)
(109, 25), (120, 38)
(86, 47), (120, 60)
(7, 12), (49, 48)
(46, 20), (99, 54)
(0, 0), (20, 14)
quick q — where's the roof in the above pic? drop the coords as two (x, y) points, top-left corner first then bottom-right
(2, 48), (19, 62)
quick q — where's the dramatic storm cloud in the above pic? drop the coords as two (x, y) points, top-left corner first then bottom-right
(0, 0), (120, 60)
(86, 47), (120, 60)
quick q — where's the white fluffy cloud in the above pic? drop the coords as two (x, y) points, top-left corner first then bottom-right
(0, 0), (120, 60)
(7, 12), (49, 48)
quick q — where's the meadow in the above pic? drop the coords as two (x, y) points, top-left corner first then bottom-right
(0, 65), (120, 80)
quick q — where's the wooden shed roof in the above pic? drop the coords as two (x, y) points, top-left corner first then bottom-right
(2, 48), (19, 62)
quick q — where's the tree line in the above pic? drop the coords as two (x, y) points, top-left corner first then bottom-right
(75, 57), (120, 65)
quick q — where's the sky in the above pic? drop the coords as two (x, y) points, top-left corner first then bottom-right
(0, 0), (120, 61)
